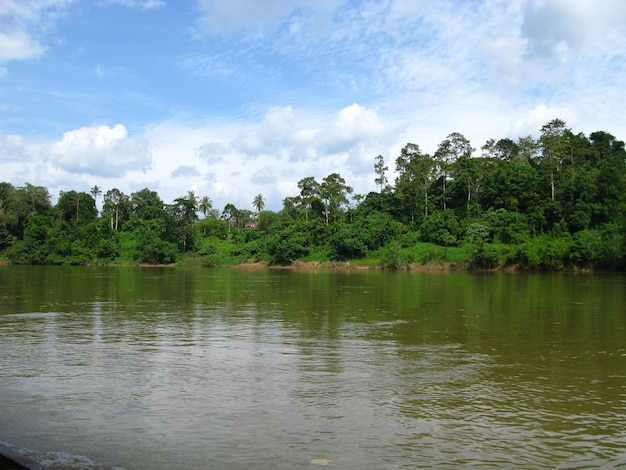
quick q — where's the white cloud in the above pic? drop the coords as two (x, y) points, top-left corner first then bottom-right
(2, 0), (626, 212)
(50, 124), (152, 177)
(521, 0), (626, 60)
(0, 1), (78, 63)
(511, 104), (577, 137)
(232, 104), (401, 161)
(0, 132), (27, 161)
(0, 29), (45, 61)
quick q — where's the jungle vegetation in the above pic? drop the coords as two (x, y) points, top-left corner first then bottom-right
(1, 119), (625, 270)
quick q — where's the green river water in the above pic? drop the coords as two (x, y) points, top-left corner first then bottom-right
(0, 266), (625, 469)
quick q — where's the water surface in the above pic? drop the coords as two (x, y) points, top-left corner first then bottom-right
(0, 266), (625, 469)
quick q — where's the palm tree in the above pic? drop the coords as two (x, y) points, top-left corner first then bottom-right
(198, 196), (212, 218)
(90, 185), (102, 202)
(187, 190), (198, 211)
(252, 193), (265, 217)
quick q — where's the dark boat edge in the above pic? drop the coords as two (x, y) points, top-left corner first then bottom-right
(0, 443), (45, 470)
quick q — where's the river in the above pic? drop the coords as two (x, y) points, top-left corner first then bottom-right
(0, 266), (625, 469)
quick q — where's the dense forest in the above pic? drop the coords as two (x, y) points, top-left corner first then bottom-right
(1, 119), (625, 270)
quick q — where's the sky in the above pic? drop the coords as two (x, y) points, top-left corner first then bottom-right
(1, 0), (625, 212)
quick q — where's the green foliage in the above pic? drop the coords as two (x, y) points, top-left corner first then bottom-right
(268, 223), (312, 264)
(599, 224), (625, 269)
(1, 119), (626, 270)
(568, 230), (602, 267)
(330, 211), (403, 260)
(379, 241), (412, 270)
(509, 235), (574, 270)
(197, 217), (228, 239)
(467, 241), (504, 269)
(419, 211), (459, 246)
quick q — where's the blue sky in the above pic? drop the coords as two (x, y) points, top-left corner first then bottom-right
(1, 0), (625, 212)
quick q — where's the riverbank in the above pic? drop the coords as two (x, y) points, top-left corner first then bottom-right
(235, 260), (460, 271)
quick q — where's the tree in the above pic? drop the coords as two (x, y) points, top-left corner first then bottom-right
(517, 135), (540, 162)
(0, 183), (52, 242)
(103, 188), (130, 230)
(167, 196), (199, 252)
(187, 190), (198, 211)
(374, 154), (388, 192)
(56, 191), (97, 223)
(130, 188), (164, 222)
(253, 193), (265, 217)
(482, 138), (521, 162)
(590, 131), (626, 223)
(395, 143), (435, 223)
(297, 176), (321, 223)
(539, 119), (573, 201)
(320, 173), (353, 225)
(222, 203), (239, 232)
(90, 185), (102, 204)
(198, 196), (213, 218)
(435, 132), (474, 209)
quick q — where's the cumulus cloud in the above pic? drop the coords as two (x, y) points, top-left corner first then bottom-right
(511, 104), (577, 137)
(231, 103), (400, 161)
(50, 124), (152, 177)
(232, 106), (296, 155)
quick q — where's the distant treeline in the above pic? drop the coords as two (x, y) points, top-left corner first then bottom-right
(1, 119), (625, 270)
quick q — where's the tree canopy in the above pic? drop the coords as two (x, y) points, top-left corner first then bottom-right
(1, 120), (625, 270)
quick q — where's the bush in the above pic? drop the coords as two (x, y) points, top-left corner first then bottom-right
(510, 235), (574, 270)
(419, 211), (459, 246)
(379, 241), (412, 269)
(268, 225), (312, 264)
(467, 242), (502, 269)
(330, 212), (404, 260)
(568, 230), (602, 267)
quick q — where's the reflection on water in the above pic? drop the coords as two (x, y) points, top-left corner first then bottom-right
(0, 266), (625, 469)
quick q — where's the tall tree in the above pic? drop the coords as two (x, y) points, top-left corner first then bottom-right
(198, 196), (212, 218)
(297, 176), (320, 223)
(253, 193), (265, 217)
(374, 154), (389, 192)
(130, 188), (164, 222)
(539, 119), (572, 201)
(167, 196), (199, 252)
(187, 190), (198, 211)
(90, 185), (102, 207)
(434, 132), (473, 209)
(482, 138), (521, 162)
(56, 191), (97, 223)
(222, 203), (238, 232)
(320, 173), (353, 225)
(395, 143), (435, 222)
(103, 188), (129, 230)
